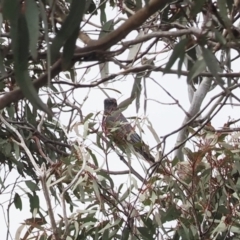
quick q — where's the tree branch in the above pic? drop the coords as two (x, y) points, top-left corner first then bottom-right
(0, 0), (169, 110)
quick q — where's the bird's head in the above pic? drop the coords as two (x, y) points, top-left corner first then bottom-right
(104, 98), (118, 114)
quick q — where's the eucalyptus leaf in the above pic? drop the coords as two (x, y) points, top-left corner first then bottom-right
(25, 0), (39, 60)
(14, 193), (22, 210)
(50, 0), (86, 62)
(187, 58), (206, 83)
(164, 39), (188, 74)
(201, 47), (224, 86)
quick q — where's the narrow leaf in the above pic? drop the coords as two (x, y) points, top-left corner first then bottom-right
(131, 73), (142, 113)
(10, 11), (52, 115)
(190, 0), (206, 16)
(2, 0), (19, 21)
(17, 71), (52, 115)
(99, 19), (114, 84)
(92, 179), (101, 204)
(127, 31), (144, 62)
(62, 27), (79, 69)
(100, 0), (107, 25)
(201, 47), (223, 85)
(28, 192), (40, 212)
(214, 29), (227, 45)
(164, 39), (188, 74)
(217, 0), (231, 30)
(187, 58), (206, 83)
(25, 180), (39, 192)
(99, 19), (114, 39)
(25, 0), (39, 60)
(51, 0), (86, 62)
(14, 193), (22, 210)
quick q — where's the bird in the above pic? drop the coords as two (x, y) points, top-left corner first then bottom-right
(102, 98), (155, 164)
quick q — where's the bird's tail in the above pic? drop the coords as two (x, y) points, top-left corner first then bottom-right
(138, 145), (155, 164)
(132, 142), (155, 164)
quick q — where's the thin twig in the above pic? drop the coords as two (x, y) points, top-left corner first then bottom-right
(40, 164), (59, 239)
(0, 113), (41, 174)
(61, 141), (87, 239)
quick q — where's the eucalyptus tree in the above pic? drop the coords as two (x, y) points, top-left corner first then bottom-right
(1, 0), (240, 239)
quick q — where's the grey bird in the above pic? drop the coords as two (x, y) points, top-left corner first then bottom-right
(102, 98), (155, 164)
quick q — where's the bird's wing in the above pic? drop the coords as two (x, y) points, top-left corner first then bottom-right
(117, 113), (155, 163)
(103, 110), (155, 164)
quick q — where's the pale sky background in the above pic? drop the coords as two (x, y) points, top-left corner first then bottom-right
(2, 3), (240, 239)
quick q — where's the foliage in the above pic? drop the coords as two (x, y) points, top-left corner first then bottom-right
(0, 0), (240, 239)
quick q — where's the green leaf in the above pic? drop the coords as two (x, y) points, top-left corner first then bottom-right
(39, 234), (48, 240)
(127, 31), (144, 62)
(62, 27), (79, 69)
(177, 49), (185, 78)
(136, 0), (143, 10)
(141, 215), (155, 232)
(190, 0), (205, 16)
(121, 228), (130, 240)
(187, 58), (206, 83)
(85, 0), (97, 15)
(217, 0), (231, 30)
(83, 113), (94, 123)
(13, 142), (20, 160)
(0, 176), (5, 188)
(109, 228), (120, 238)
(28, 192), (40, 212)
(0, 50), (7, 78)
(226, 0), (234, 13)
(92, 179), (101, 204)
(201, 47), (223, 85)
(131, 73), (142, 112)
(146, 118), (161, 143)
(2, 0), (19, 21)
(98, 170), (114, 189)
(100, 0), (107, 25)
(99, 19), (114, 39)
(160, 205), (181, 223)
(120, 185), (134, 201)
(25, 104), (37, 125)
(13, 14), (28, 69)
(138, 227), (153, 239)
(164, 39), (188, 74)
(98, 19), (114, 83)
(25, 180), (39, 192)
(10, 10), (52, 115)
(50, 0), (86, 63)
(25, 0), (39, 60)
(6, 105), (15, 118)
(17, 71), (52, 115)
(184, 43), (201, 84)
(178, 223), (190, 240)
(87, 148), (98, 166)
(102, 229), (109, 239)
(214, 29), (227, 45)
(118, 98), (135, 110)
(4, 142), (12, 156)
(14, 193), (22, 210)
